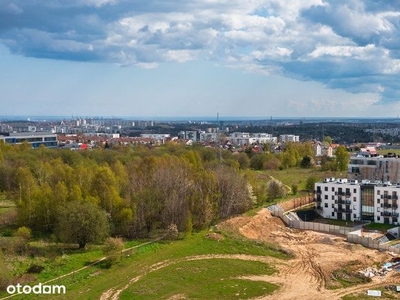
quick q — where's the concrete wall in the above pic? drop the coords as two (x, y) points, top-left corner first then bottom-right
(347, 233), (400, 254)
(270, 205), (400, 254)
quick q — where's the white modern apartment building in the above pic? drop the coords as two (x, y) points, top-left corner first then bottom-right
(228, 132), (277, 146)
(280, 134), (299, 143)
(0, 132), (58, 148)
(315, 178), (399, 225)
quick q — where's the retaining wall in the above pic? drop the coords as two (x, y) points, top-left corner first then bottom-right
(270, 205), (400, 254)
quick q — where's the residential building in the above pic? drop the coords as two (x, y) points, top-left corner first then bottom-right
(0, 132), (58, 148)
(315, 178), (399, 225)
(280, 134), (299, 143)
(348, 155), (400, 183)
(228, 132), (277, 146)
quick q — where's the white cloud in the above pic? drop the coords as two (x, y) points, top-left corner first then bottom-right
(1, 0), (400, 106)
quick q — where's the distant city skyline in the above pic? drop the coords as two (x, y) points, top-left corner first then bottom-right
(1, 1), (400, 118)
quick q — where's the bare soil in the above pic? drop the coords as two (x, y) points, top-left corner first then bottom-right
(219, 208), (400, 300)
(101, 208), (400, 300)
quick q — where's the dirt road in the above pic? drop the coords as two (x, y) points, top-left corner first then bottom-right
(220, 208), (399, 300)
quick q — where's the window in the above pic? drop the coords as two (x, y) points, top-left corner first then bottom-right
(353, 197), (357, 202)
(377, 208), (380, 212)
(324, 195), (328, 199)
(331, 212), (335, 217)
(332, 187), (334, 192)
(353, 214), (356, 219)
(324, 186), (328, 191)
(324, 203), (328, 208)
(332, 204), (334, 208)
(377, 216), (380, 221)
(354, 188), (357, 193)
(332, 196), (334, 200)
(377, 190), (380, 195)
(377, 199), (380, 204)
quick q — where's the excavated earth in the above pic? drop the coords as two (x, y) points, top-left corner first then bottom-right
(218, 208), (400, 300)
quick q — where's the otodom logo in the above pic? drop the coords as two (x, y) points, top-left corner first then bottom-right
(6, 283), (66, 295)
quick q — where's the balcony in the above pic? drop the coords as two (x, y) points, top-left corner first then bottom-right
(381, 211), (400, 217)
(335, 199), (351, 205)
(383, 194), (392, 199)
(334, 208), (352, 213)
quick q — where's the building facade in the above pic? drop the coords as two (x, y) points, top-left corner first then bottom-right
(280, 134), (300, 143)
(348, 156), (400, 183)
(0, 132), (58, 148)
(315, 178), (399, 225)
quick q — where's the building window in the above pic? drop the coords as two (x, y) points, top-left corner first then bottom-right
(377, 190), (380, 195)
(332, 195), (334, 200)
(377, 199), (380, 204)
(324, 195), (328, 199)
(325, 186), (328, 191)
(332, 212), (335, 217)
(353, 214), (356, 219)
(377, 216), (380, 221)
(354, 188), (357, 193)
(353, 197), (357, 202)
(324, 203), (328, 208)
(332, 187), (334, 192)
(332, 204), (334, 208)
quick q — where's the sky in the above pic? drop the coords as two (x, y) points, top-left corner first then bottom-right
(1, 0), (400, 118)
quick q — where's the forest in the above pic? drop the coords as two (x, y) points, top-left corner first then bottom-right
(0, 140), (349, 248)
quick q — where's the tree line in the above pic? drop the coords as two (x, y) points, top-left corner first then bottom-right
(0, 141), (349, 248)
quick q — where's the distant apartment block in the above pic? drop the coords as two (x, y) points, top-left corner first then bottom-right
(315, 178), (399, 225)
(140, 133), (170, 144)
(0, 132), (58, 148)
(348, 155), (400, 183)
(280, 134), (299, 143)
(228, 132), (277, 146)
(199, 132), (219, 143)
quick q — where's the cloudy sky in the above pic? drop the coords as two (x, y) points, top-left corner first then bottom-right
(1, 0), (400, 118)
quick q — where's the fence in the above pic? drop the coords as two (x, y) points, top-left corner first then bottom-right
(347, 231), (400, 254)
(271, 208), (354, 235)
(270, 204), (400, 255)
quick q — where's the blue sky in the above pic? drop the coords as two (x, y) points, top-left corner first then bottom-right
(1, 0), (400, 118)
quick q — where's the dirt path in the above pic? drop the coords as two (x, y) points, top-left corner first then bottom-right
(100, 208), (398, 300)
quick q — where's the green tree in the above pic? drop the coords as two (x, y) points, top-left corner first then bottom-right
(103, 237), (124, 266)
(300, 155), (314, 168)
(324, 136), (333, 145)
(56, 201), (109, 249)
(305, 176), (318, 194)
(267, 179), (286, 201)
(335, 146), (349, 171)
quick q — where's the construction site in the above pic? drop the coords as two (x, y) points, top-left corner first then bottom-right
(218, 197), (400, 299)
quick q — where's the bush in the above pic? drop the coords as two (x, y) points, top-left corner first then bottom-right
(103, 237), (124, 266)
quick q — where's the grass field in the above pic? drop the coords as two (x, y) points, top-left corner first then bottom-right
(119, 259), (278, 300)
(0, 231), (290, 300)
